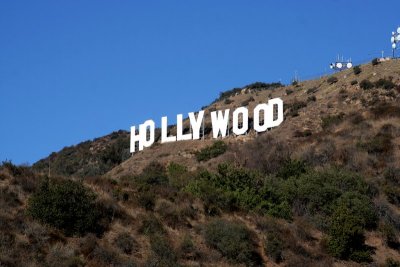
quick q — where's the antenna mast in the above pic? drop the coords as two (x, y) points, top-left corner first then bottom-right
(329, 54), (353, 71)
(391, 27), (400, 58)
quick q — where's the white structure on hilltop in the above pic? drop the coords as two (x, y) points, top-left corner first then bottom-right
(391, 27), (400, 58)
(329, 55), (353, 71)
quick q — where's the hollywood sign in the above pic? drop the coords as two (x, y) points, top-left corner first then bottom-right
(130, 98), (284, 153)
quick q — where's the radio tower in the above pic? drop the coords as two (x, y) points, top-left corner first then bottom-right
(391, 27), (400, 58)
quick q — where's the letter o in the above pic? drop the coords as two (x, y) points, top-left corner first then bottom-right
(233, 107), (248, 135)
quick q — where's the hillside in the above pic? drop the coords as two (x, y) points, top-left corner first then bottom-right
(33, 130), (130, 177)
(2, 59), (400, 267)
(109, 59), (400, 178)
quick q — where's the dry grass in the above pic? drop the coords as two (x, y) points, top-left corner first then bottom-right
(2, 60), (400, 266)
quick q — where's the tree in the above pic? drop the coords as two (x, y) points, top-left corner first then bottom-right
(28, 178), (99, 236)
(328, 204), (372, 262)
(335, 192), (377, 229)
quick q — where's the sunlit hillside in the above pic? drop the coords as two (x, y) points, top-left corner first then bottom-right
(2, 59), (400, 267)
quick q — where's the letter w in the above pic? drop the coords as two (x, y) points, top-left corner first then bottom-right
(211, 109), (230, 138)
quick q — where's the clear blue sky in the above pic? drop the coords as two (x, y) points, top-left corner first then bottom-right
(1, 0), (399, 165)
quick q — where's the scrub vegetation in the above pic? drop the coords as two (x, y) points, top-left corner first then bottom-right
(2, 60), (400, 266)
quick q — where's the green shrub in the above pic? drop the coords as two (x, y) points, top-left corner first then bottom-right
(211, 164), (271, 213)
(245, 82), (282, 90)
(241, 96), (255, 106)
(328, 204), (370, 261)
(349, 250), (373, 263)
(371, 58), (380, 66)
(349, 113), (364, 124)
(156, 200), (184, 228)
(286, 89), (294, 95)
(186, 164), (264, 213)
(384, 167), (400, 185)
(370, 102), (400, 118)
(185, 176), (226, 215)
(379, 223), (399, 248)
(196, 141), (228, 162)
(167, 162), (189, 188)
(1, 160), (34, 178)
(91, 244), (121, 266)
(0, 232), (15, 250)
(114, 232), (137, 254)
(1, 187), (21, 208)
(307, 95), (316, 102)
(138, 214), (165, 236)
(100, 137), (130, 166)
(360, 79), (374, 90)
(264, 232), (283, 263)
(147, 235), (178, 267)
(185, 164), (292, 220)
(137, 191), (155, 210)
(306, 87), (317, 94)
(321, 113), (344, 130)
(33, 131), (130, 177)
(384, 181), (400, 203)
(179, 234), (196, 258)
(214, 164), (259, 192)
(204, 219), (261, 266)
(214, 82), (282, 103)
(386, 258), (400, 267)
(276, 159), (307, 180)
(327, 76), (338, 84)
(357, 133), (392, 154)
(279, 168), (373, 220)
(335, 192), (377, 229)
(351, 80), (358, 85)
(46, 243), (85, 267)
(293, 129), (312, 137)
(217, 88), (241, 102)
(137, 161), (168, 185)
(375, 78), (396, 90)
(353, 65), (362, 75)
(383, 168), (400, 205)
(224, 98), (233, 105)
(80, 234), (97, 256)
(27, 178), (99, 236)
(326, 190), (376, 262)
(266, 201), (292, 220)
(286, 101), (307, 117)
